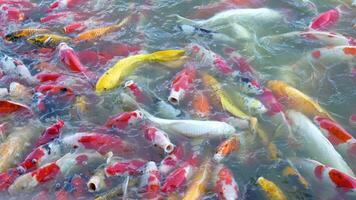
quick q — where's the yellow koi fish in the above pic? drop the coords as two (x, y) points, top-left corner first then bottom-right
(257, 177), (287, 200)
(267, 80), (333, 120)
(74, 15), (132, 42)
(202, 73), (257, 132)
(95, 50), (185, 92)
(182, 158), (211, 200)
(5, 28), (50, 41)
(27, 34), (72, 48)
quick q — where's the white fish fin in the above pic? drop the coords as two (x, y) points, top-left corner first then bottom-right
(173, 14), (198, 26)
(122, 175), (130, 200)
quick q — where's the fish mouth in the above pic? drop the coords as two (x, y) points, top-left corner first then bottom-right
(164, 143), (175, 154)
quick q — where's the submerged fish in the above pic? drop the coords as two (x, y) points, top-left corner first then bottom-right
(4, 28), (50, 41)
(257, 177), (287, 200)
(27, 34), (72, 48)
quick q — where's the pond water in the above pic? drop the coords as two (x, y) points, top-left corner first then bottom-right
(0, 0), (355, 200)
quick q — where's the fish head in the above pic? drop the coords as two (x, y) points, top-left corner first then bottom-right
(27, 35), (50, 46)
(239, 76), (263, 95)
(4, 31), (23, 42)
(8, 173), (36, 195)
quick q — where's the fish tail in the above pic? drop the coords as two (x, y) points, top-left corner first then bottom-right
(147, 50), (185, 62)
(249, 117), (258, 134)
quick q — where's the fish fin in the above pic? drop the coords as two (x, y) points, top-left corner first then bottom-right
(122, 175), (130, 200)
(249, 117), (258, 134)
(172, 14), (198, 26)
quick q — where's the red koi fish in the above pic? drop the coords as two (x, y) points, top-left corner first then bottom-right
(168, 66), (196, 105)
(40, 11), (88, 23)
(35, 72), (62, 83)
(70, 174), (87, 199)
(257, 89), (284, 116)
(77, 50), (113, 66)
(212, 164), (239, 200)
(139, 161), (161, 199)
(58, 42), (92, 77)
(105, 110), (143, 129)
(0, 100), (32, 116)
(47, 0), (88, 12)
(309, 8), (340, 30)
(35, 85), (75, 111)
(105, 159), (146, 177)
(63, 22), (86, 34)
(161, 153), (199, 193)
(62, 132), (134, 155)
(35, 120), (64, 147)
(143, 125), (175, 154)
(9, 151), (104, 194)
(0, 4), (25, 22)
(159, 144), (184, 175)
(187, 43), (234, 75)
(224, 47), (257, 77)
(124, 80), (146, 103)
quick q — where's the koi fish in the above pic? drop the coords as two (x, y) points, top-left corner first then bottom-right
(0, 4), (25, 22)
(27, 34), (72, 48)
(0, 53), (37, 84)
(314, 116), (356, 172)
(202, 73), (257, 132)
(267, 80), (333, 119)
(182, 158), (211, 200)
(276, 159), (310, 192)
(63, 21), (86, 34)
(159, 144), (184, 175)
(141, 108), (235, 138)
(48, 0), (87, 12)
(161, 154), (198, 193)
(143, 125), (175, 154)
(35, 84), (75, 112)
(74, 15), (132, 42)
(8, 151), (105, 194)
(212, 164), (239, 200)
(0, 123), (41, 172)
(18, 139), (63, 173)
(8, 82), (31, 101)
(260, 31), (355, 47)
(257, 177), (287, 200)
(62, 132), (134, 156)
(227, 87), (267, 116)
(0, 100), (32, 116)
(139, 161), (160, 198)
(105, 159), (146, 177)
(105, 110), (143, 129)
(168, 66), (196, 105)
(186, 43), (234, 75)
(224, 47), (257, 77)
(35, 72), (62, 83)
(124, 80), (147, 104)
(292, 158), (356, 197)
(286, 110), (354, 177)
(35, 120), (64, 147)
(87, 165), (106, 193)
(40, 11), (88, 23)
(293, 46), (356, 71)
(95, 50), (186, 92)
(58, 42), (90, 74)
(309, 8), (340, 30)
(214, 135), (240, 163)
(4, 28), (50, 41)
(192, 91), (210, 118)
(175, 8), (282, 35)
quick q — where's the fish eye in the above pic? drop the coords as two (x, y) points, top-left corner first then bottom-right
(32, 159), (37, 164)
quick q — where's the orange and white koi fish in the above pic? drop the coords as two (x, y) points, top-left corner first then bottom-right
(141, 108), (235, 138)
(192, 91), (211, 118)
(267, 80), (333, 119)
(159, 144), (184, 175)
(105, 110), (143, 129)
(139, 161), (160, 199)
(168, 66), (196, 105)
(143, 125), (175, 154)
(8, 151), (105, 194)
(292, 158), (356, 197)
(287, 110), (354, 177)
(62, 132), (134, 156)
(182, 158), (211, 200)
(74, 15), (132, 42)
(212, 164), (239, 200)
(214, 135), (240, 163)
(105, 159), (146, 177)
(161, 154), (199, 193)
(314, 116), (356, 172)
(257, 177), (287, 200)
